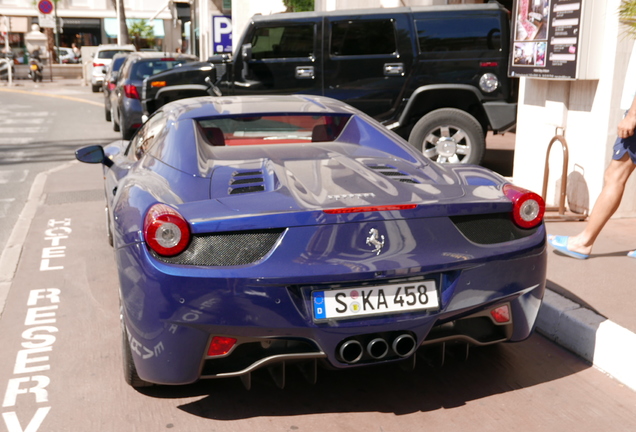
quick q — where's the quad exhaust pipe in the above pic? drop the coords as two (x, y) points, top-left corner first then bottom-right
(339, 339), (364, 364)
(338, 333), (417, 364)
(392, 333), (417, 358)
(367, 338), (389, 360)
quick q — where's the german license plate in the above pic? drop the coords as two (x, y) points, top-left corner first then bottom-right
(312, 280), (438, 320)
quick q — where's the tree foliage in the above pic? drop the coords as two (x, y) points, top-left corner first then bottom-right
(129, 19), (155, 48)
(283, 0), (314, 12)
(620, 0), (636, 37)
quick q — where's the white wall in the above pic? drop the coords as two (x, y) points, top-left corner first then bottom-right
(513, 0), (636, 218)
(228, 0), (286, 55)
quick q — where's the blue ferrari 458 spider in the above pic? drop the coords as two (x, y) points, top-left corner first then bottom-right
(76, 95), (547, 388)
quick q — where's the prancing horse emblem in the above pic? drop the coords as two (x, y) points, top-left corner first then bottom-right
(366, 228), (385, 255)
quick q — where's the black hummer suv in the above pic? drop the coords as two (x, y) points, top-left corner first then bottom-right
(141, 3), (516, 164)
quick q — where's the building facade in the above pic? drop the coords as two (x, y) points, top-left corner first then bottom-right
(0, 0), (176, 61)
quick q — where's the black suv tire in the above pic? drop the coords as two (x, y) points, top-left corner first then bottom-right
(409, 108), (485, 165)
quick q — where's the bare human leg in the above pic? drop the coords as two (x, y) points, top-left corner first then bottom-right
(562, 154), (636, 255)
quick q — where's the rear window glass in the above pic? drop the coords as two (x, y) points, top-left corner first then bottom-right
(131, 59), (190, 80)
(111, 57), (127, 71)
(416, 16), (502, 54)
(251, 25), (314, 59)
(97, 49), (133, 59)
(330, 20), (396, 56)
(196, 114), (351, 146)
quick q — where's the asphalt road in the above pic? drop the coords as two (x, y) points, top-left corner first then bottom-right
(0, 83), (634, 432)
(0, 83), (120, 260)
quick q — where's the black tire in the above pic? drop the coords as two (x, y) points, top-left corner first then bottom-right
(121, 308), (153, 388)
(408, 108), (485, 164)
(91, 84), (100, 93)
(112, 108), (120, 132)
(122, 126), (135, 140)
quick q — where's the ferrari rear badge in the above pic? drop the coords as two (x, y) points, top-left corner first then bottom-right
(366, 228), (385, 255)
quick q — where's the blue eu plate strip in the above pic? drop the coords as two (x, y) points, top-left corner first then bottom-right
(312, 291), (326, 320)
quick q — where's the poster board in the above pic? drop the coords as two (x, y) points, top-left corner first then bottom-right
(509, 0), (583, 79)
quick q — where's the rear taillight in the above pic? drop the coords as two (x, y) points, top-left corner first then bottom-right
(143, 204), (190, 256)
(207, 336), (237, 357)
(503, 184), (545, 229)
(93, 62), (105, 68)
(124, 84), (140, 99)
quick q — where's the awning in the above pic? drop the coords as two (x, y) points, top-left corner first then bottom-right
(104, 18), (165, 38)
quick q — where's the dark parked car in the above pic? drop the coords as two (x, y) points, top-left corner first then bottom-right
(103, 52), (130, 122)
(110, 52), (197, 139)
(75, 95), (547, 388)
(141, 3), (518, 165)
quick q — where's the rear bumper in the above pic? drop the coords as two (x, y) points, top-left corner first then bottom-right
(117, 228), (547, 385)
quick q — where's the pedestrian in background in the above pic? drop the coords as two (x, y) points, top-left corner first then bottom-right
(72, 43), (81, 62)
(548, 91), (636, 259)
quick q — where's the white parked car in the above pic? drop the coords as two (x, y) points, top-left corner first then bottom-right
(56, 47), (78, 64)
(91, 44), (136, 92)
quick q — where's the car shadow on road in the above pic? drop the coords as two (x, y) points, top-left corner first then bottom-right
(139, 333), (590, 420)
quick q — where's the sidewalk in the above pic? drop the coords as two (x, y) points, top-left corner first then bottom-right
(3, 76), (635, 392)
(540, 218), (636, 391)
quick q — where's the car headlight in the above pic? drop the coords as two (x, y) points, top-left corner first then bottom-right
(479, 73), (499, 93)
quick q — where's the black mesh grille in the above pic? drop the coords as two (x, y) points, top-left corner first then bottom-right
(230, 185), (266, 194)
(229, 170), (265, 195)
(450, 213), (539, 244)
(234, 171), (263, 177)
(367, 164), (420, 184)
(231, 177), (264, 185)
(153, 229), (285, 266)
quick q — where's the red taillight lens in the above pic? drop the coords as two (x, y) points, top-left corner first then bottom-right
(207, 336), (237, 357)
(490, 304), (511, 324)
(503, 184), (545, 229)
(143, 204), (190, 256)
(124, 84), (140, 99)
(324, 204), (417, 214)
(93, 62), (105, 68)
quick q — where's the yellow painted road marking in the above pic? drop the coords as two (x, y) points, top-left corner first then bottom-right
(0, 87), (103, 107)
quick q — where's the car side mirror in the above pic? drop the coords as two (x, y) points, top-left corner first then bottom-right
(241, 43), (252, 62)
(75, 145), (113, 167)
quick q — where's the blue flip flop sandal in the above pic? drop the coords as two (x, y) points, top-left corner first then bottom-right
(547, 235), (590, 260)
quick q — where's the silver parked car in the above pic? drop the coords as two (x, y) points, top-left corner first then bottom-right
(91, 44), (136, 92)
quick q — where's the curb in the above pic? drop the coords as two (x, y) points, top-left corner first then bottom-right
(536, 289), (636, 391)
